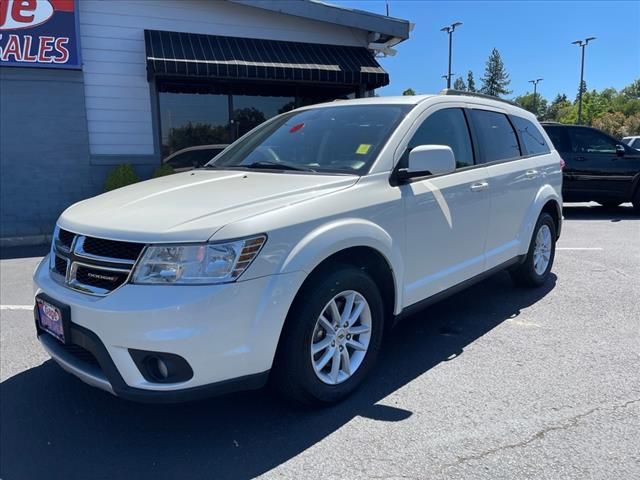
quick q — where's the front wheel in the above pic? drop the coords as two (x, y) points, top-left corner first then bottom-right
(510, 213), (557, 287)
(272, 265), (385, 406)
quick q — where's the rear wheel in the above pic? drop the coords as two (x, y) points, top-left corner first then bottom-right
(510, 213), (556, 287)
(272, 265), (384, 406)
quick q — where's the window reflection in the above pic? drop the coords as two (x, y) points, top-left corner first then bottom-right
(160, 93), (230, 160)
(232, 96), (295, 137)
(159, 90), (343, 164)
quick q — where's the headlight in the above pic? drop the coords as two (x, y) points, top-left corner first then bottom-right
(131, 235), (266, 285)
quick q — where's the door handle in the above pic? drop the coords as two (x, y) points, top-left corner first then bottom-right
(470, 181), (489, 192)
(525, 169), (539, 179)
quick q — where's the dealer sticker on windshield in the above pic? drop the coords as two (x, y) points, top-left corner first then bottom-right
(356, 144), (372, 155)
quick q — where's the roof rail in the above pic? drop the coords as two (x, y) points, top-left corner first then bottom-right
(439, 89), (519, 107)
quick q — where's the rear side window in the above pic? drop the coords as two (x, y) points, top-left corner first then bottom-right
(511, 116), (550, 156)
(544, 126), (571, 153)
(408, 108), (474, 168)
(632, 139), (640, 149)
(469, 110), (521, 163)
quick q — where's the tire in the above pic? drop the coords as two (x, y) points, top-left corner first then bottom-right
(597, 201), (621, 209)
(510, 212), (557, 288)
(272, 265), (385, 406)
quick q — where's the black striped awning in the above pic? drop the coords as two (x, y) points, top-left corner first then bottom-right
(144, 30), (389, 89)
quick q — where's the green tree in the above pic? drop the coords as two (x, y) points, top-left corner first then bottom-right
(402, 88), (416, 96)
(575, 80), (588, 103)
(453, 77), (466, 90)
(467, 71), (476, 92)
(592, 112), (630, 138)
(514, 92), (548, 118)
(541, 79), (640, 127)
(621, 79), (640, 99)
(544, 94), (571, 121)
(480, 48), (511, 97)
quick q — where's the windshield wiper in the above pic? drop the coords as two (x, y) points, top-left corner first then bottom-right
(246, 161), (316, 172)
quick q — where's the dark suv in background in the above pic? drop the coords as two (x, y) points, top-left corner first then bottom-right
(542, 123), (640, 211)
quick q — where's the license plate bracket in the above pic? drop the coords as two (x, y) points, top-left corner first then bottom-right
(35, 294), (71, 344)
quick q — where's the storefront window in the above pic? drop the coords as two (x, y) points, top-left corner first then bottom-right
(158, 87), (339, 164)
(159, 92), (230, 159)
(231, 95), (295, 137)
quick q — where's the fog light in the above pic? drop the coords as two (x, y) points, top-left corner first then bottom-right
(156, 357), (169, 380)
(129, 349), (194, 384)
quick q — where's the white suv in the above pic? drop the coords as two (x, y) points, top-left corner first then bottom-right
(33, 92), (563, 405)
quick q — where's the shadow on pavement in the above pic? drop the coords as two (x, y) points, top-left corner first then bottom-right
(0, 244), (49, 260)
(0, 271), (556, 480)
(562, 203), (639, 222)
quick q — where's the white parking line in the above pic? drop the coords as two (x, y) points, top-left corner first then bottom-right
(557, 247), (604, 251)
(0, 305), (32, 311)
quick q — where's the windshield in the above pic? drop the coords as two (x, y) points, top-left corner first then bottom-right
(208, 104), (412, 174)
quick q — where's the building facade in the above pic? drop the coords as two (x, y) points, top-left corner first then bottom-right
(0, 0), (410, 243)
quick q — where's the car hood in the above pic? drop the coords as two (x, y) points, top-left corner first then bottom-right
(58, 170), (358, 242)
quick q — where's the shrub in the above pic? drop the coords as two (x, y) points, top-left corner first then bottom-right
(152, 164), (175, 178)
(105, 164), (139, 191)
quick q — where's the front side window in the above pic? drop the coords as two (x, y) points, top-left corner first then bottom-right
(407, 108), (474, 168)
(570, 128), (617, 154)
(469, 110), (521, 163)
(511, 116), (550, 156)
(210, 105), (412, 174)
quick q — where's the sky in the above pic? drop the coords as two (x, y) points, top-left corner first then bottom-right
(333, 0), (640, 100)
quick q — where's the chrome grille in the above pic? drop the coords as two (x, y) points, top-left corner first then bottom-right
(50, 226), (145, 296)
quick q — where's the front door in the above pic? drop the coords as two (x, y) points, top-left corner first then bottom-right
(567, 127), (640, 201)
(400, 107), (491, 307)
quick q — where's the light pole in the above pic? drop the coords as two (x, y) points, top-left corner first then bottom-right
(441, 22), (462, 89)
(442, 74), (452, 88)
(572, 37), (596, 124)
(528, 78), (543, 116)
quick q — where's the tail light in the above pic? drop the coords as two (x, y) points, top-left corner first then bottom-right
(559, 158), (566, 170)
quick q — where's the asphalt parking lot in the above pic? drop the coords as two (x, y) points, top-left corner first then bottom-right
(1, 203), (639, 480)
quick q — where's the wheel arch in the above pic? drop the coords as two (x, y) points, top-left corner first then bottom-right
(519, 186), (562, 255)
(540, 198), (562, 239)
(280, 219), (404, 316)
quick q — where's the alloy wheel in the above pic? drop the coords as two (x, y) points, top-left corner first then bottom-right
(310, 290), (372, 385)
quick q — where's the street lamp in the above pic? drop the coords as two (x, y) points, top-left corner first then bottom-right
(441, 21), (462, 89)
(572, 37), (596, 124)
(528, 78), (543, 116)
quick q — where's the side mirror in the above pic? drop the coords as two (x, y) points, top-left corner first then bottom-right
(616, 144), (625, 157)
(396, 145), (456, 183)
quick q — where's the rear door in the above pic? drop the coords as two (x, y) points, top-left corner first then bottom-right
(468, 109), (542, 268)
(567, 127), (639, 201)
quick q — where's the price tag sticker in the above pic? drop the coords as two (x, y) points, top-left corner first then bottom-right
(356, 144), (372, 155)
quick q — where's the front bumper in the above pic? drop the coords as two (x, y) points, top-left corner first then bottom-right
(33, 256), (305, 402)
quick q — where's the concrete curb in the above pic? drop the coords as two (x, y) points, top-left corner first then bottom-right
(0, 234), (52, 249)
